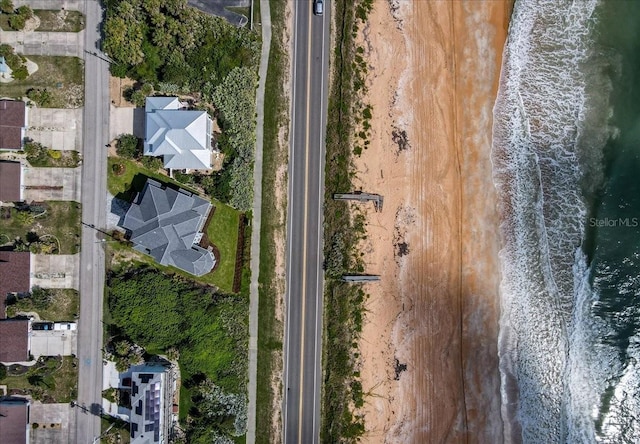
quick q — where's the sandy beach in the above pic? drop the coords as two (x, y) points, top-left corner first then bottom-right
(354, 1), (512, 442)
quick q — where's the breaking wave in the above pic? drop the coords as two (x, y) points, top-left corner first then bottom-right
(489, 0), (635, 441)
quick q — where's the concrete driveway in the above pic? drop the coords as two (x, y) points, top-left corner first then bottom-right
(31, 254), (79, 290)
(109, 105), (145, 141)
(0, 29), (84, 57)
(14, 0), (84, 10)
(27, 108), (83, 152)
(30, 402), (76, 444)
(31, 330), (77, 357)
(23, 166), (81, 202)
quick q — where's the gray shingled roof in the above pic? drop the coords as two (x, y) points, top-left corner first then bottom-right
(120, 179), (215, 276)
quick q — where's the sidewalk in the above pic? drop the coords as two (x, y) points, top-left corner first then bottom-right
(247, 1), (272, 443)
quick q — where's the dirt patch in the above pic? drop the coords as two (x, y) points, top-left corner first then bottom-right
(110, 76), (136, 107)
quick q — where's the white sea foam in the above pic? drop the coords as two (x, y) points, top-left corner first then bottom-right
(491, 0), (616, 442)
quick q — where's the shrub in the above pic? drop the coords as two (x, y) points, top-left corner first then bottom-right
(140, 155), (163, 171)
(115, 134), (141, 159)
(47, 149), (62, 160)
(11, 64), (28, 80)
(8, 13), (25, 30)
(0, 0), (14, 14)
(174, 171), (194, 185)
(0, 363), (6, 380)
(111, 162), (125, 176)
(15, 5), (32, 19)
(26, 88), (53, 107)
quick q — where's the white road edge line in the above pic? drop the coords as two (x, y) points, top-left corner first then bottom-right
(311, 7), (328, 444)
(283, 1), (300, 442)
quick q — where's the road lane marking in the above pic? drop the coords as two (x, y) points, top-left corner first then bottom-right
(283, 1), (301, 439)
(311, 9), (328, 442)
(297, 7), (314, 442)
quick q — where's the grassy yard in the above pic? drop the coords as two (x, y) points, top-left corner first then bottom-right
(1, 356), (78, 403)
(6, 289), (79, 321)
(205, 201), (240, 293)
(108, 157), (241, 293)
(107, 157), (199, 201)
(0, 10), (85, 32)
(0, 56), (84, 108)
(0, 201), (81, 254)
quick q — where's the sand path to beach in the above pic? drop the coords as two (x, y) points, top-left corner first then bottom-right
(354, 1), (512, 442)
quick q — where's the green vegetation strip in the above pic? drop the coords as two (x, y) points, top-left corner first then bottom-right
(321, 0), (373, 442)
(255, 1), (287, 442)
(0, 55), (84, 108)
(0, 201), (81, 254)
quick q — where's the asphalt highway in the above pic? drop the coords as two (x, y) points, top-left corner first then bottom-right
(283, 2), (330, 443)
(74, 1), (110, 443)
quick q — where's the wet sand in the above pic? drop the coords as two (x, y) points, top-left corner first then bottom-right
(354, 1), (512, 442)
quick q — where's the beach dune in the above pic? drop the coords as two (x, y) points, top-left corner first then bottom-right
(355, 1), (512, 442)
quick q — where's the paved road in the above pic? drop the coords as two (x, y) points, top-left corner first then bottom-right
(283, 2), (330, 443)
(74, 1), (110, 443)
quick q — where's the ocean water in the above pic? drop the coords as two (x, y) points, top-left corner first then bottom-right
(492, 0), (640, 442)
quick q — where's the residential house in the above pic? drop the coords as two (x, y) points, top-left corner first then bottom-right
(143, 97), (213, 171)
(128, 364), (173, 444)
(0, 397), (30, 444)
(0, 318), (31, 363)
(0, 161), (24, 202)
(119, 179), (215, 276)
(0, 251), (31, 319)
(0, 100), (27, 150)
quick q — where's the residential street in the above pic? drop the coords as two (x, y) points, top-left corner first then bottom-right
(74, 1), (110, 443)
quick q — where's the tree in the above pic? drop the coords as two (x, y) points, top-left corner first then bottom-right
(0, 0), (14, 14)
(0, 363), (6, 380)
(115, 134), (141, 159)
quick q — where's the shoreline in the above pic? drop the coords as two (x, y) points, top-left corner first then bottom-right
(355, 1), (512, 442)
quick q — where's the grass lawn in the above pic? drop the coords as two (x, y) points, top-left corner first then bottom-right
(0, 10), (85, 32)
(0, 56), (84, 108)
(6, 289), (79, 321)
(108, 157), (241, 293)
(107, 157), (199, 201)
(0, 201), (81, 254)
(205, 200), (240, 293)
(2, 356), (78, 403)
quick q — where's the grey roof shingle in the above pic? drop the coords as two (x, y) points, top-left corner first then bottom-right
(120, 179), (215, 276)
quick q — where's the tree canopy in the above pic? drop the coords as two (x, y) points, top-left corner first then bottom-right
(103, 0), (259, 91)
